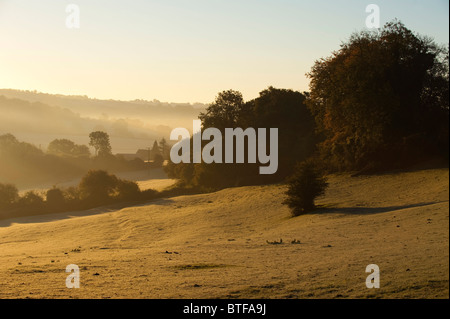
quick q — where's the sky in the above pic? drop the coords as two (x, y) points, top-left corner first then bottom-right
(0, 0), (448, 104)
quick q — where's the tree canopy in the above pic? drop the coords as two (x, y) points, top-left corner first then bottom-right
(89, 131), (112, 157)
(47, 139), (91, 158)
(307, 20), (449, 171)
(166, 87), (317, 188)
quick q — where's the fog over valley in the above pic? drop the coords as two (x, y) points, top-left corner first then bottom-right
(0, 89), (206, 153)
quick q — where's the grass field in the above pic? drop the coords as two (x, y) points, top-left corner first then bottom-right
(0, 168), (448, 299)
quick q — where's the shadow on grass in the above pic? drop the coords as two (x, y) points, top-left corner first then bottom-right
(0, 197), (175, 228)
(312, 201), (448, 216)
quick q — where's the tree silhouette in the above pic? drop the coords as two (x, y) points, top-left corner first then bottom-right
(159, 138), (168, 159)
(78, 170), (118, 204)
(283, 160), (328, 216)
(150, 140), (161, 160)
(46, 187), (67, 211)
(307, 20), (449, 170)
(48, 139), (91, 158)
(72, 144), (91, 158)
(166, 87), (317, 188)
(0, 183), (19, 210)
(199, 90), (246, 130)
(47, 139), (76, 156)
(89, 131), (112, 157)
(18, 191), (45, 212)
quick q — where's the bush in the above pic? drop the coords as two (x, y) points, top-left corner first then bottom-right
(115, 179), (141, 201)
(283, 159), (328, 216)
(140, 188), (159, 200)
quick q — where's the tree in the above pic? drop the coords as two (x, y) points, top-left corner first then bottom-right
(307, 20), (449, 171)
(46, 187), (67, 211)
(153, 153), (164, 166)
(78, 170), (118, 204)
(47, 139), (90, 158)
(0, 133), (19, 151)
(159, 138), (168, 159)
(0, 183), (19, 209)
(0, 133), (43, 157)
(63, 186), (81, 206)
(283, 159), (328, 216)
(199, 90), (246, 130)
(251, 87), (317, 178)
(0, 134), (87, 188)
(89, 131), (112, 157)
(17, 191), (45, 211)
(150, 140), (161, 160)
(72, 144), (91, 158)
(115, 179), (141, 201)
(178, 89), (248, 188)
(166, 87), (317, 188)
(47, 139), (76, 156)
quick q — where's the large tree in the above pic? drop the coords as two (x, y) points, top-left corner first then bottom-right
(199, 90), (246, 130)
(307, 20), (449, 170)
(251, 87), (317, 177)
(166, 87), (317, 188)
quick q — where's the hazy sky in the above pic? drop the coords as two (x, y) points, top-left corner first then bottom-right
(0, 0), (448, 103)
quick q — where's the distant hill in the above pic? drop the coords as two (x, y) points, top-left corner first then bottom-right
(0, 89), (206, 153)
(0, 89), (206, 121)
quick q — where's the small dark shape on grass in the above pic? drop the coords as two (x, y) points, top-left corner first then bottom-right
(267, 239), (283, 245)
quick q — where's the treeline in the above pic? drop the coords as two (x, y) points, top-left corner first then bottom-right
(0, 131), (165, 188)
(0, 170), (156, 220)
(0, 169), (198, 220)
(0, 89), (205, 119)
(165, 21), (448, 191)
(164, 87), (318, 189)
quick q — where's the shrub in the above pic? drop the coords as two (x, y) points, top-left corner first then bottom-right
(140, 188), (159, 200)
(283, 159), (328, 216)
(115, 179), (141, 201)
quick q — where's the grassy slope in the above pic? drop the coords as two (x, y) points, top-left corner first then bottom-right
(0, 168), (448, 299)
